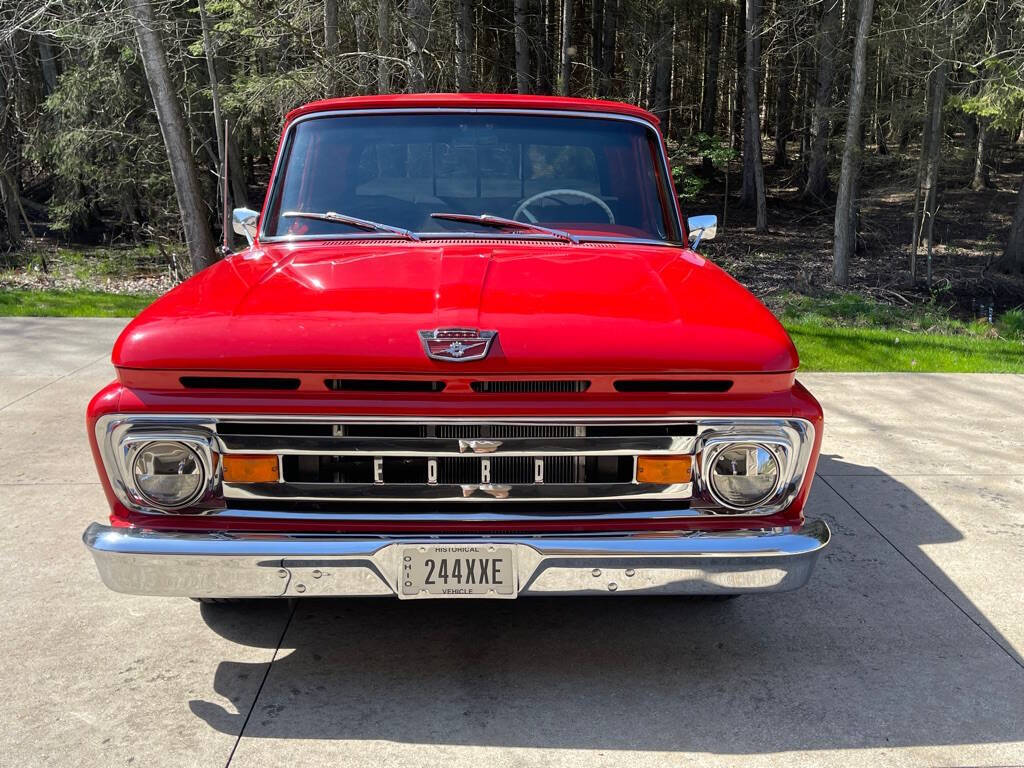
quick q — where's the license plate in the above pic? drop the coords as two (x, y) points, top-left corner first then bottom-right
(399, 544), (517, 599)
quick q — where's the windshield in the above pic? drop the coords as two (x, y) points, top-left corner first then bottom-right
(263, 113), (680, 243)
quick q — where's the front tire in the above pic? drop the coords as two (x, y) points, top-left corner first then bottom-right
(190, 597), (243, 604)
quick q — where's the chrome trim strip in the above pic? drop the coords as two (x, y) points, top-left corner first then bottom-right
(83, 519), (830, 598)
(257, 107), (683, 246)
(205, 507), (703, 523)
(216, 434), (695, 456)
(101, 414), (798, 425)
(222, 481), (693, 502)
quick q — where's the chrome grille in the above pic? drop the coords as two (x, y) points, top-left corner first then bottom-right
(97, 415), (817, 521)
(214, 420), (695, 503)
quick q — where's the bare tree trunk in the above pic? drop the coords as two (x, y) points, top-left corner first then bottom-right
(324, 0), (339, 58)
(773, 48), (793, 168)
(404, 0), (430, 92)
(832, 0), (874, 286)
(872, 44), (888, 155)
(196, 0), (246, 208)
(971, 120), (990, 190)
(353, 6), (370, 92)
(597, 0), (618, 96)
(970, 0), (1003, 188)
(921, 59), (949, 287)
(996, 174), (1024, 274)
(36, 36), (58, 94)
(652, 2), (672, 125)
(197, 0), (224, 167)
(803, 0), (840, 200)
(798, 39), (811, 160)
(455, 0), (474, 91)
(127, 0), (216, 272)
(535, 0), (554, 93)
(514, 0), (531, 93)
(700, 2), (722, 134)
(377, 0), (392, 93)
(559, 0), (573, 95)
(909, 70), (935, 280)
(226, 127), (246, 208)
(742, 0), (766, 231)
(0, 49), (21, 249)
(732, 0), (745, 151)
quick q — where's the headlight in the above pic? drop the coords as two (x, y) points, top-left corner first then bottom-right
(707, 443), (780, 509)
(131, 441), (206, 508)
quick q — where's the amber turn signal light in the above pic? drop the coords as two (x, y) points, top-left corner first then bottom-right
(222, 454), (280, 483)
(636, 455), (692, 484)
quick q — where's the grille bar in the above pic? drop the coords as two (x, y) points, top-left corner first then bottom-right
(222, 481), (691, 502)
(218, 433), (692, 456)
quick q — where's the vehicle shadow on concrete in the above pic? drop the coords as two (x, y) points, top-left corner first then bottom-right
(189, 454), (1024, 753)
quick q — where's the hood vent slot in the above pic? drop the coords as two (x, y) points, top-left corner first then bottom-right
(471, 380), (590, 394)
(180, 376), (301, 391)
(613, 379), (733, 393)
(326, 379), (446, 393)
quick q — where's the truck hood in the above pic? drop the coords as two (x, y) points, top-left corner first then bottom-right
(113, 241), (798, 374)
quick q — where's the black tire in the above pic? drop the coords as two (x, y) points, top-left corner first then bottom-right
(190, 597), (244, 604)
(691, 594), (740, 602)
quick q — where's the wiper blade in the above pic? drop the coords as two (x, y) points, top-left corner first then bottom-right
(429, 213), (577, 244)
(282, 210), (419, 240)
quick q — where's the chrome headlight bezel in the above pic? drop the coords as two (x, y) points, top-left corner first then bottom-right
(694, 420), (814, 515)
(98, 417), (223, 514)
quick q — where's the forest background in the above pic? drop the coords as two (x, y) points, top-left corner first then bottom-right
(1, 0), (1023, 370)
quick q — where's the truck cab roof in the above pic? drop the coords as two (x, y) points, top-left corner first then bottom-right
(284, 93), (662, 126)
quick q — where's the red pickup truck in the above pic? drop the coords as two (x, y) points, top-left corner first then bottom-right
(84, 93), (828, 601)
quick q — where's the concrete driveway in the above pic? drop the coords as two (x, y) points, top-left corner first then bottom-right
(2, 317), (1022, 767)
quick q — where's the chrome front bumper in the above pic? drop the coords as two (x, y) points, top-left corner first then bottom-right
(83, 520), (830, 598)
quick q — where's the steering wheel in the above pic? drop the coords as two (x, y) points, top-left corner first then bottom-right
(513, 188), (615, 225)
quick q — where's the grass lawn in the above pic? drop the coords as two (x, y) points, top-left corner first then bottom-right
(776, 292), (1024, 372)
(0, 289), (156, 318)
(786, 323), (1024, 372)
(1, 287), (1021, 372)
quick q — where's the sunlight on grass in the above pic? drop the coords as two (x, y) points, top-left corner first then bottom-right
(773, 291), (1024, 341)
(0, 289), (156, 318)
(787, 323), (1024, 372)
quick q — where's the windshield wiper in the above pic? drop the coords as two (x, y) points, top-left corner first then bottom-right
(282, 210), (419, 240)
(429, 213), (578, 244)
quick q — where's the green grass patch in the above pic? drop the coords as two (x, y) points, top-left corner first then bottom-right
(774, 291), (1024, 340)
(2, 243), (176, 281)
(786, 323), (1024, 372)
(775, 292), (1024, 372)
(0, 289), (156, 317)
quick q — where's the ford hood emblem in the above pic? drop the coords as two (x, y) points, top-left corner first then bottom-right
(419, 328), (497, 362)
